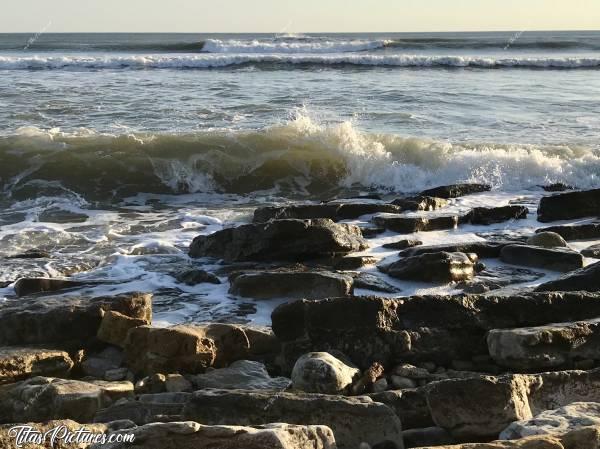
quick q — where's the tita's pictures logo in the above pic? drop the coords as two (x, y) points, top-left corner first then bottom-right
(8, 425), (135, 447)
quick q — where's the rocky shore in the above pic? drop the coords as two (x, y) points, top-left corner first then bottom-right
(1, 185), (600, 448)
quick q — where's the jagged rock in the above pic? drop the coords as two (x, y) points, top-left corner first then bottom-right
(383, 239), (423, 250)
(536, 262), (600, 292)
(538, 188), (600, 222)
(536, 223), (600, 241)
(98, 311), (149, 348)
(467, 206), (529, 225)
(189, 219), (367, 262)
(0, 377), (133, 423)
(91, 421), (337, 449)
(190, 360), (290, 391)
(527, 232), (569, 248)
(500, 244), (584, 272)
(352, 362), (385, 395)
(253, 203), (402, 222)
(383, 252), (477, 283)
(0, 292), (152, 347)
(391, 196), (449, 211)
(500, 402), (600, 440)
(420, 183), (491, 199)
(94, 390), (404, 449)
(582, 244), (600, 258)
(400, 241), (512, 259)
(487, 318), (600, 371)
(174, 269), (221, 285)
(0, 347), (73, 384)
(332, 255), (377, 270)
(373, 215), (459, 234)
(228, 271), (353, 299)
(291, 352), (360, 395)
(352, 272), (401, 293)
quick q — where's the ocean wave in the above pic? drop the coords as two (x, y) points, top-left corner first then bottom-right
(200, 38), (390, 53)
(2, 54), (600, 70)
(1, 115), (599, 201)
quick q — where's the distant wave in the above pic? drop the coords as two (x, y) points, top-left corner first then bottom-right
(2, 115), (599, 201)
(200, 38), (391, 53)
(2, 54), (600, 70)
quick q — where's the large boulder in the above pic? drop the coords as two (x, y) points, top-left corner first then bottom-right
(189, 360), (291, 391)
(536, 262), (600, 292)
(91, 421), (337, 449)
(228, 271), (353, 300)
(487, 318), (600, 371)
(468, 206), (529, 225)
(97, 310), (149, 348)
(0, 347), (74, 384)
(291, 352), (360, 394)
(372, 215), (459, 234)
(526, 232), (569, 248)
(500, 245), (584, 272)
(536, 223), (600, 241)
(253, 202), (402, 222)
(0, 292), (151, 347)
(420, 183), (491, 199)
(189, 219), (367, 262)
(383, 252), (477, 283)
(538, 188), (600, 222)
(0, 377), (133, 423)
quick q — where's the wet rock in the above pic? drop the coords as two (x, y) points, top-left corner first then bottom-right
(420, 183), (491, 199)
(228, 271), (353, 299)
(487, 318), (600, 371)
(500, 244), (584, 272)
(38, 208), (89, 223)
(92, 421), (337, 449)
(400, 241), (512, 259)
(383, 252), (477, 283)
(383, 239), (423, 250)
(373, 215), (459, 234)
(0, 347), (73, 384)
(526, 232), (569, 248)
(98, 311), (149, 348)
(0, 377), (133, 423)
(582, 244), (600, 258)
(359, 226), (386, 238)
(253, 202), (402, 222)
(13, 278), (87, 297)
(500, 402), (600, 440)
(6, 249), (51, 259)
(536, 223), (600, 240)
(190, 360), (290, 391)
(457, 266), (545, 294)
(189, 219), (367, 262)
(0, 292), (152, 347)
(467, 206), (529, 225)
(536, 261), (600, 292)
(352, 272), (401, 293)
(333, 255), (377, 270)
(391, 196), (449, 211)
(291, 352), (359, 395)
(538, 188), (600, 222)
(173, 269), (221, 285)
(541, 183), (574, 192)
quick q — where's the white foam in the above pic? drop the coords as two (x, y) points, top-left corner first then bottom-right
(201, 38), (390, 54)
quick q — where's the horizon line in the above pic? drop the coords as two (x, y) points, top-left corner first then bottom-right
(1, 29), (599, 34)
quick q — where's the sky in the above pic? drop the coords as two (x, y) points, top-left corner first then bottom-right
(1, 0), (599, 33)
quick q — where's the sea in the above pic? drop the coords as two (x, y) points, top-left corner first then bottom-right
(1, 31), (599, 325)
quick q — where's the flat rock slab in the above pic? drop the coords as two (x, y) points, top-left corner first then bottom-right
(536, 223), (600, 241)
(0, 346), (74, 384)
(383, 252), (477, 283)
(468, 206), (529, 225)
(382, 239), (423, 250)
(400, 241), (512, 259)
(228, 271), (353, 299)
(500, 244), (584, 272)
(352, 272), (401, 293)
(458, 266), (545, 294)
(391, 196), (449, 211)
(536, 261), (600, 292)
(488, 318), (600, 371)
(372, 215), (459, 234)
(538, 188), (600, 222)
(189, 360), (291, 391)
(420, 183), (491, 199)
(253, 203), (402, 222)
(189, 219), (367, 262)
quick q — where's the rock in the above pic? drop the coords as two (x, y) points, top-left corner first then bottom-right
(372, 378), (388, 393)
(402, 427), (456, 447)
(582, 244), (600, 258)
(500, 402), (600, 440)
(411, 437), (563, 448)
(0, 292), (152, 347)
(400, 241), (512, 259)
(541, 183), (574, 192)
(0, 347), (73, 384)
(420, 183), (491, 199)
(228, 271), (353, 300)
(383, 252), (477, 283)
(500, 244), (584, 272)
(536, 223), (600, 241)
(253, 203), (402, 222)
(92, 421), (337, 449)
(97, 311), (149, 348)
(352, 273), (401, 293)
(13, 278), (87, 297)
(333, 256), (377, 270)
(536, 261), (600, 292)
(391, 376), (417, 389)
(81, 347), (125, 379)
(526, 232), (569, 248)
(487, 318), (600, 371)
(369, 388), (434, 430)
(174, 269), (221, 285)
(391, 196), (449, 211)
(373, 215), (459, 234)
(291, 352), (360, 394)
(189, 219), (367, 262)
(105, 367), (130, 381)
(352, 362), (385, 395)
(457, 266), (545, 294)
(6, 249), (51, 259)
(468, 206), (529, 225)
(190, 360), (290, 390)
(394, 364), (431, 380)
(135, 373), (168, 394)
(538, 188), (600, 222)
(383, 239), (423, 250)
(360, 226), (386, 238)
(94, 391), (404, 449)
(164, 374), (193, 393)
(0, 377), (133, 423)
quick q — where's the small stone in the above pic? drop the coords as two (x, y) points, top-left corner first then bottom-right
(135, 373), (167, 394)
(393, 364), (431, 379)
(165, 374), (193, 393)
